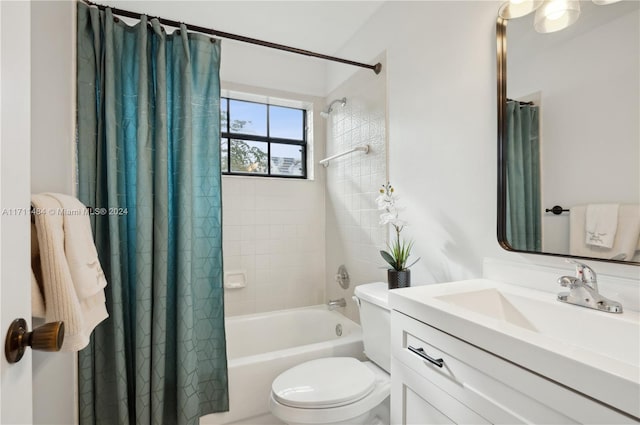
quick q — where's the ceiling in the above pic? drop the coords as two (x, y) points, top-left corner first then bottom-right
(99, 1), (385, 55)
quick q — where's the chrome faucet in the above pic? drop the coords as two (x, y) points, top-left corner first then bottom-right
(557, 260), (623, 313)
(327, 298), (346, 310)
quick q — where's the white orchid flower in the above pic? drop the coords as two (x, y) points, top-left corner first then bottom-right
(375, 193), (399, 210)
(391, 218), (407, 228)
(379, 212), (397, 225)
(377, 183), (419, 273)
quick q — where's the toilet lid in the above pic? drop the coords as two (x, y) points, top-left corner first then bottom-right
(271, 357), (376, 409)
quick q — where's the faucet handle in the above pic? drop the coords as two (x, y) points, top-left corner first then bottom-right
(566, 259), (597, 284)
(558, 276), (581, 289)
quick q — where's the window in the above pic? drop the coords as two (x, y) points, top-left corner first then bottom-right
(220, 97), (307, 178)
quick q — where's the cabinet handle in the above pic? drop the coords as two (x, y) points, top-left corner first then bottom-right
(408, 345), (444, 368)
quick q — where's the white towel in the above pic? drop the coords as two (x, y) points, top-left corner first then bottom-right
(31, 270), (46, 318)
(31, 221), (46, 318)
(571, 204), (640, 261)
(616, 205), (640, 261)
(46, 193), (108, 300)
(585, 204), (619, 248)
(31, 193), (108, 351)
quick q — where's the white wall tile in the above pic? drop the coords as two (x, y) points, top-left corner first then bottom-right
(223, 175), (325, 316)
(325, 56), (388, 323)
(254, 225), (270, 240)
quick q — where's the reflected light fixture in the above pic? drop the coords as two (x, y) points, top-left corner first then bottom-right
(534, 0), (581, 33)
(499, 0), (543, 19)
(499, 0), (622, 34)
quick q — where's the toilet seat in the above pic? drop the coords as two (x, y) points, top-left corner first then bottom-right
(272, 357), (376, 408)
(270, 360), (390, 425)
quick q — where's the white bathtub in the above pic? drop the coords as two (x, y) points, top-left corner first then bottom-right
(200, 305), (365, 425)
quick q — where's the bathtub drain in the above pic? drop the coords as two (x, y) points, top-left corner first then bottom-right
(335, 324), (343, 336)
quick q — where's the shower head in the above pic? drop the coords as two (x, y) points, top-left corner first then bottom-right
(320, 97), (347, 119)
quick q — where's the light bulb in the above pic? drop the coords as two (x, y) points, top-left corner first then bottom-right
(498, 0), (544, 19)
(545, 0), (569, 20)
(534, 0), (581, 33)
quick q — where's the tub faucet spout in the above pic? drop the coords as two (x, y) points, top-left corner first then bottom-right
(327, 298), (346, 310)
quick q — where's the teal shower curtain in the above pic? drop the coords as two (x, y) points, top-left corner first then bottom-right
(76, 3), (228, 424)
(505, 100), (541, 251)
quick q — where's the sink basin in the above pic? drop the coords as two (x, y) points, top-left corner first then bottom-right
(435, 287), (638, 366)
(389, 279), (640, 418)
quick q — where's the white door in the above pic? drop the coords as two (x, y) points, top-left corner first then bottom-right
(0, 1), (33, 423)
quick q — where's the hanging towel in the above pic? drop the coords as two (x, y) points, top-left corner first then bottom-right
(31, 193), (108, 351)
(570, 204), (640, 260)
(31, 270), (46, 318)
(615, 205), (640, 261)
(31, 221), (46, 318)
(46, 193), (108, 300)
(585, 204), (619, 248)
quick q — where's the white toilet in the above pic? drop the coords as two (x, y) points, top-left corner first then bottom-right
(269, 282), (391, 425)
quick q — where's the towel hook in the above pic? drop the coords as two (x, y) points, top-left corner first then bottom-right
(545, 205), (569, 215)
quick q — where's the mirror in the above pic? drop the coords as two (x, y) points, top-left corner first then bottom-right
(497, 0), (639, 264)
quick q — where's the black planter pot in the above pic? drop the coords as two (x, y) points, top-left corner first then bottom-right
(387, 269), (411, 289)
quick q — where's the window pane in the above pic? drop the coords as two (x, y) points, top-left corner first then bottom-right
(269, 106), (304, 140)
(220, 98), (228, 132)
(230, 139), (268, 174)
(270, 143), (304, 176)
(220, 138), (228, 172)
(229, 100), (267, 136)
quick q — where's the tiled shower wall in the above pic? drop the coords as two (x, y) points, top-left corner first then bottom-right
(325, 56), (388, 322)
(221, 84), (326, 317)
(222, 177), (326, 316)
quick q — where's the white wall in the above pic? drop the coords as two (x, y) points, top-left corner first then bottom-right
(326, 1), (640, 287)
(30, 2), (77, 424)
(324, 55), (388, 322)
(327, 1), (503, 285)
(220, 40), (327, 97)
(31, 1), (76, 195)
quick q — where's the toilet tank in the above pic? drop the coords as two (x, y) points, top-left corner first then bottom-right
(354, 282), (390, 373)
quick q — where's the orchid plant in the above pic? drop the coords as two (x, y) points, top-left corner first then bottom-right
(377, 183), (420, 271)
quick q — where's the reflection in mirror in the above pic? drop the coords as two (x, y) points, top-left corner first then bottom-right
(497, 0), (639, 264)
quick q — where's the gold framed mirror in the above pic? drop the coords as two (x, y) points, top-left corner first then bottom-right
(496, 1), (639, 265)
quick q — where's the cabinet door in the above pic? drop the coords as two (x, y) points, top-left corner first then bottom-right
(391, 359), (489, 425)
(391, 311), (637, 424)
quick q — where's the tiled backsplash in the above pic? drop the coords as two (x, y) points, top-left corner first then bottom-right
(222, 176), (325, 316)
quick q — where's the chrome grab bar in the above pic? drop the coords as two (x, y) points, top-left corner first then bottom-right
(408, 345), (444, 368)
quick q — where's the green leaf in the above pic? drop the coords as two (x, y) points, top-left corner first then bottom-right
(380, 250), (397, 269)
(405, 257), (421, 269)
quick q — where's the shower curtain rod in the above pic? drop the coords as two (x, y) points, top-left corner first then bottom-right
(80, 0), (382, 75)
(507, 98), (534, 105)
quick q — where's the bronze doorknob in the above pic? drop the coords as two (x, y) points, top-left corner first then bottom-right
(5, 318), (64, 363)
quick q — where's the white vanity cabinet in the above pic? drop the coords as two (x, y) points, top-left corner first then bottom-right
(390, 310), (636, 424)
